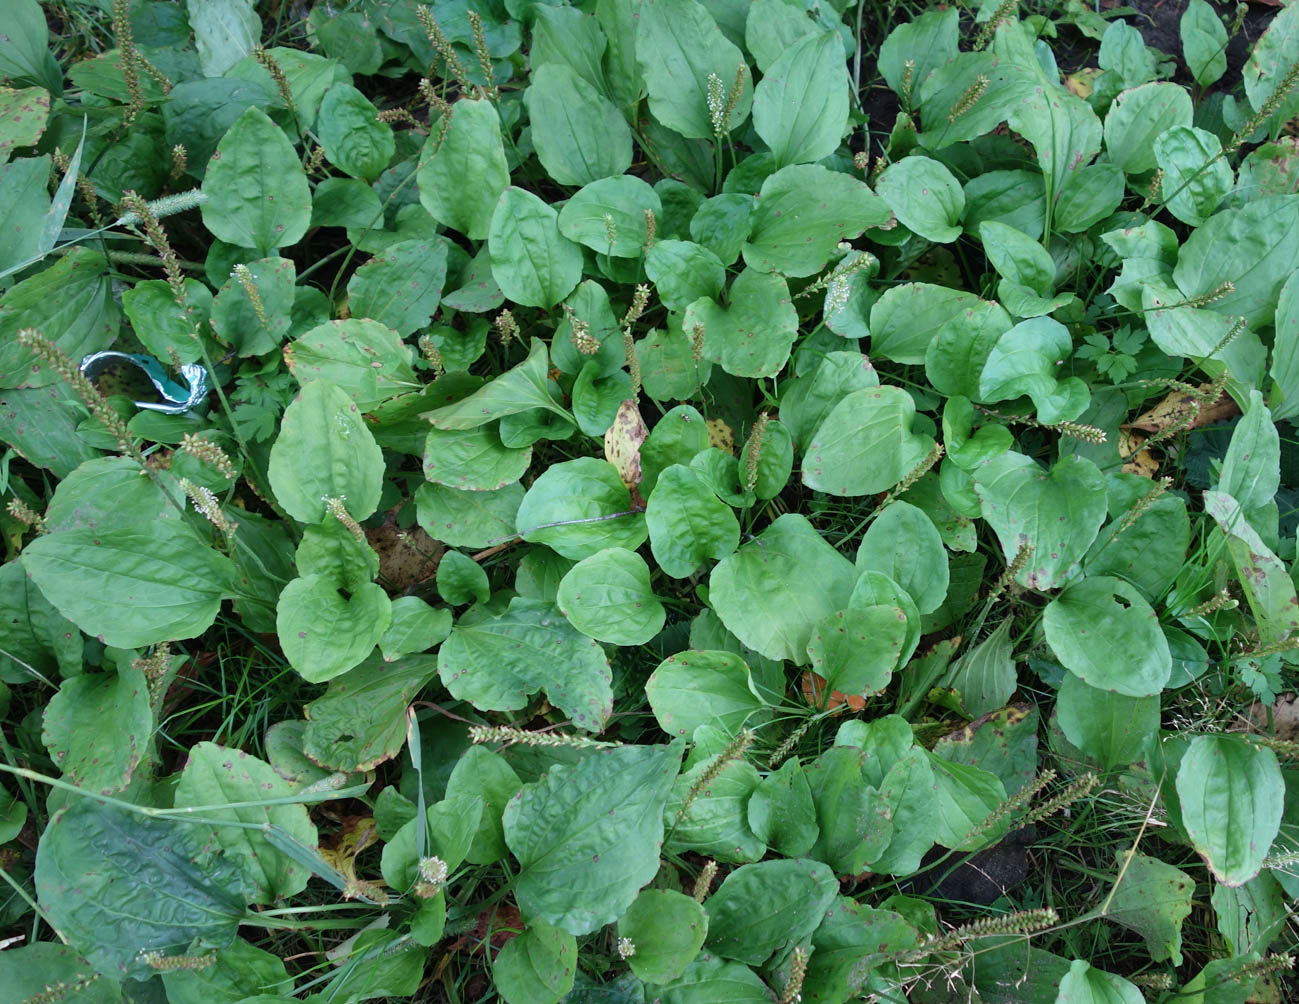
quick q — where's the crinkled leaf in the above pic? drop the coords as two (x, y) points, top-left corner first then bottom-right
(35, 799), (244, 979)
(504, 741), (684, 934)
(438, 596), (613, 731)
(22, 522), (237, 648)
(302, 651), (438, 771)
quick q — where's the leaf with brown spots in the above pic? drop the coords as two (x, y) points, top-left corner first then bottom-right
(604, 398), (648, 499)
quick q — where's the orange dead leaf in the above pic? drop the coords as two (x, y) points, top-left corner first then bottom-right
(1118, 429), (1159, 478)
(1128, 385), (1238, 434)
(800, 670), (866, 713)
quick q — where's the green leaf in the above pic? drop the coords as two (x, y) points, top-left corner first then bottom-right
(295, 518), (379, 592)
(1181, 0), (1228, 87)
(1098, 20), (1155, 88)
(437, 550), (490, 605)
(974, 452), (1108, 589)
(517, 456), (647, 560)
(868, 747), (938, 875)
(1055, 672), (1160, 768)
(446, 746), (522, 865)
(875, 156), (964, 243)
(1204, 490), (1299, 648)
(557, 547), (665, 646)
(804, 900), (919, 1004)
(803, 386), (936, 497)
(924, 753), (1007, 851)
(1268, 271), (1299, 421)
(752, 31), (848, 168)
(190, 0), (260, 77)
(640, 405), (711, 496)
(978, 317), (1090, 424)
(424, 425), (530, 492)
(1172, 195), (1299, 330)
(808, 745), (889, 875)
(1053, 163), (1125, 234)
(317, 83), (394, 181)
(381, 794), (483, 889)
(646, 240), (726, 312)
(666, 756), (765, 862)
(121, 277), (213, 366)
(1044, 576), (1171, 697)
(347, 239), (448, 337)
(489, 187), (584, 309)
(504, 741), (684, 934)
(709, 513), (858, 664)
(525, 63), (632, 186)
(415, 481), (522, 549)
(651, 954), (773, 1004)
(934, 703), (1039, 796)
(980, 221), (1055, 297)
(856, 501), (949, 615)
(742, 165), (890, 277)
(878, 6), (957, 101)
(737, 417), (792, 501)
(200, 107), (310, 255)
(268, 379), (385, 523)
(0, 561), (80, 683)
(438, 596), (613, 730)
(0, 0), (61, 93)
(1219, 389), (1279, 514)
(806, 604), (906, 700)
(531, 4), (609, 94)
(380, 597), (451, 661)
(646, 464), (740, 578)
(558, 176), (662, 258)
(684, 267), (798, 378)
(424, 338), (570, 430)
(1155, 125), (1232, 226)
(285, 319), (419, 410)
(313, 176), (384, 229)
(778, 349), (877, 447)
(1243, 4), (1299, 140)
(0, 156), (50, 276)
(646, 649), (766, 739)
(0, 943), (120, 1004)
(1054, 961), (1144, 1004)
(635, 0), (752, 140)
(303, 652), (438, 771)
(689, 193), (754, 265)
(22, 523), (236, 648)
(1104, 850), (1194, 966)
(1176, 735), (1283, 887)
(0, 248), (117, 389)
(163, 938), (293, 1004)
(209, 255), (295, 357)
(1103, 82), (1193, 176)
(417, 99), (510, 240)
(276, 575), (391, 683)
(619, 889), (709, 984)
(42, 666), (151, 795)
(942, 619), (1017, 719)
(35, 799), (245, 979)
(704, 858), (839, 965)
(1085, 477), (1190, 601)
(174, 742), (317, 904)
(747, 758), (818, 858)
(994, 24), (1101, 230)
(494, 920), (578, 1004)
